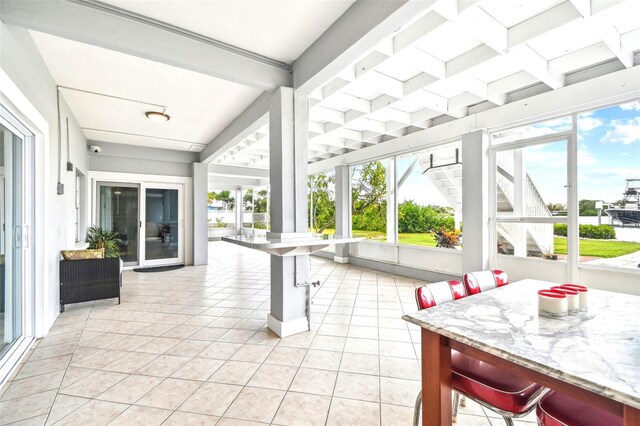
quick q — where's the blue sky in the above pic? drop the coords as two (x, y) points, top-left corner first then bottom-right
(397, 100), (640, 208)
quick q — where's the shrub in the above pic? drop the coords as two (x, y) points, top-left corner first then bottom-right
(553, 224), (567, 236)
(553, 223), (615, 239)
(580, 224), (615, 239)
(434, 227), (461, 249)
(397, 201), (455, 233)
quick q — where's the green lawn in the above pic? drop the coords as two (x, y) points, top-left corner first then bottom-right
(554, 237), (640, 258)
(318, 228), (640, 258)
(320, 229), (437, 247)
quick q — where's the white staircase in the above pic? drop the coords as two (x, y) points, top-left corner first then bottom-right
(418, 143), (553, 255)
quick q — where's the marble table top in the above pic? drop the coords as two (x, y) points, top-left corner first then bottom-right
(222, 234), (362, 256)
(402, 279), (640, 409)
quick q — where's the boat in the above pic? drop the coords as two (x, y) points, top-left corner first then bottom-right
(606, 179), (640, 226)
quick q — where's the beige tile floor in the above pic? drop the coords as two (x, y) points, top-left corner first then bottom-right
(0, 242), (538, 425)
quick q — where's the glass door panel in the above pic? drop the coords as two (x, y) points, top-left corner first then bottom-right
(144, 188), (179, 261)
(98, 184), (139, 264)
(0, 124), (23, 358)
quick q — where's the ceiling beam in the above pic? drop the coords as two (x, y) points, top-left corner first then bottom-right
(208, 164), (269, 179)
(200, 91), (270, 163)
(0, 0), (291, 91)
(293, 0), (438, 93)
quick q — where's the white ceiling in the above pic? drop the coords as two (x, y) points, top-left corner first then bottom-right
(99, 0), (355, 63)
(31, 31), (262, 151)
(213, 0), (640, 169)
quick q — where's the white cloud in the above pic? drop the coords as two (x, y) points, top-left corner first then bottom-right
(577, 146), (598, 165)
(619, 101), (640, 111)
(577, 116), (603, 131)
(602, 117), (640, 145)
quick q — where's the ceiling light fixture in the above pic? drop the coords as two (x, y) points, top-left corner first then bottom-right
(145, 111), (170, 122)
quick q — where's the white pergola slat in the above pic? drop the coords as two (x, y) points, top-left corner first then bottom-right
(211, 0), (640, 170)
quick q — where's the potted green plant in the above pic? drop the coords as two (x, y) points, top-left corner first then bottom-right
(85, 226), (122, 258)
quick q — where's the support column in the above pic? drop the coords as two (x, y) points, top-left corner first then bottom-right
(462, 130), (490, 272)
(267, 87), (309, 337)
(334, 164), (350, 263)
(386, 159), (396, 243)
(192, 162), (208, 265)
(234, 188), (242, 235)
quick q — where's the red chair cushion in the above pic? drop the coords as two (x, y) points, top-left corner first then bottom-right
(449, 280), (467, 300)
(452, 351), (544, 414)
(493, 269), (509, 287)
(416, 286), (437, 310)
(536, 391), (622, 426)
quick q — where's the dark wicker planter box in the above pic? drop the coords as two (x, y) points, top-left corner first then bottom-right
(60, 257), (121, 312)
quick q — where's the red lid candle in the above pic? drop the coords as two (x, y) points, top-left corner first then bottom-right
(559, 284), (588, 311)
(551, 286), (579, 314)
(538, 289), (568, 318)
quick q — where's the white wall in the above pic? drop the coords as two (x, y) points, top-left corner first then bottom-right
(0, 23), (89, 333)
(89, 141), (198, 177)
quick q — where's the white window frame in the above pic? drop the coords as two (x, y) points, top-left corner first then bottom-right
(489, 122), (581, 280)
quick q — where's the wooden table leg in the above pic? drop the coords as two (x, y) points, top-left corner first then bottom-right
(624, 405), (640, 426)
(421, 328), (452, 426)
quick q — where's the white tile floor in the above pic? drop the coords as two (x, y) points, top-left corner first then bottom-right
(0, 241), (538, 425)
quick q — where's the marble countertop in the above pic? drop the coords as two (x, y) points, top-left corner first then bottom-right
(403, 279), (640, 409)
(221, 234), (361, 256)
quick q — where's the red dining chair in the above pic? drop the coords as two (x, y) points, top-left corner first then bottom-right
(413, 280), (545, 426)
(536, 391), (622, 426)
(463, 269), (509, 295)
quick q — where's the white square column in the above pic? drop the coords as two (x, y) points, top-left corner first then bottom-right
(334, 164), (350, 263)
(267, 87), (310, 337)
(192, 162), (208, 265)
(462, 130), (491, 272)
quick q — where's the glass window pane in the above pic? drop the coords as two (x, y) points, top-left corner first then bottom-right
(145, 189), (178, 260)
(351, 159), (390, 241)
(492, 116), (571, 145)
(252, 186), (269, 230)
(99, 185), (138, 263)
(208, 189), (235, 229)
(308, 171), (335, 234)
(0, 124), (23, 358)
(396, 141), (461, 249)
(495, 140), (566, 259)
(577, 101), (640, 266)
(496, 141), (567, 218)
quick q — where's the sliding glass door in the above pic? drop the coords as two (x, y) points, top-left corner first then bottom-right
(142, 185), (182, 265)
(98, 183), (140, 265)
(0, 115), (34, 377)
(96, 182), (183, 266)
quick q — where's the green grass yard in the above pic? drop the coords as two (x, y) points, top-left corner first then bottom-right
(319, 228), (640, 258)
(553, 237), (640, 258)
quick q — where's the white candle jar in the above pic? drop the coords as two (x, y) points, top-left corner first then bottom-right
(538, 289), (568, 318)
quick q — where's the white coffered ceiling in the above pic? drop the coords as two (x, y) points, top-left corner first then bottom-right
(212, 0), (640, 169)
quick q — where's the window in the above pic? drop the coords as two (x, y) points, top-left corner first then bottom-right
(576, 101), (640, 267)
(208, 189), (235, 229)
(308, 171), (335, 234)
(396, 140), (462, 249)
(252, 185), (269, 230)
(351, 159), (392, 241)
(493, 133), (569, 260)
(241, 186), (269, 230)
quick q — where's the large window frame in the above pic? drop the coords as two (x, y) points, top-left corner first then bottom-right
(490, 131), (577, 279)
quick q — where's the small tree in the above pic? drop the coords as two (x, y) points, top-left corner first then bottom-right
(308, 173), (336, 233)
(351, 161), (387, 232)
